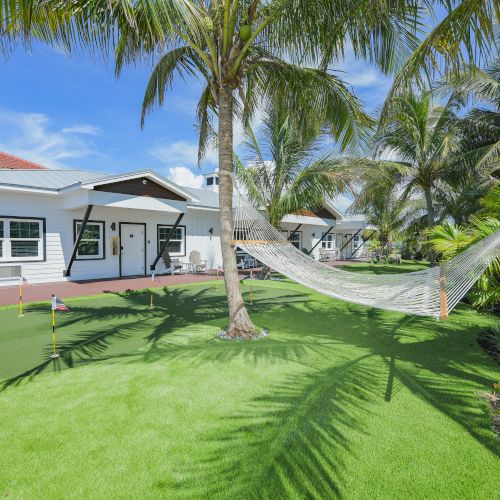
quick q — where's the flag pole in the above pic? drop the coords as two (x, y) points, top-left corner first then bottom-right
(50, 295), (60, 359)
(18, 275), (24, 318)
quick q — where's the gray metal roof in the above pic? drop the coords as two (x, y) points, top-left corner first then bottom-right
(0, 169), (108, 190)
(183, 187), (220, 208)
(0, 169), (367, 221)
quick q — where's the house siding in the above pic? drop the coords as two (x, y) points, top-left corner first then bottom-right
(0, 192), (222, 286)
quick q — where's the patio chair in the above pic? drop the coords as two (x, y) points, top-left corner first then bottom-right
(161, 248), (183, 275)
(237, 254), (256, 269)
(319, 248), (332, 261)
(189, 250), (207, 273)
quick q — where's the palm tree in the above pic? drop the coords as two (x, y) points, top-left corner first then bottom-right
(374, 92), (462, 235)
(234, 102), (352, 230)
(3, 1), (497, 337)
(350, 184), (419, 260)
(234, 101), (354, 277)
(111, 1), (421, 338)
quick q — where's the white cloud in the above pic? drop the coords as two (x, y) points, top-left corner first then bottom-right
(0, 109), (103, 168)
(62, 124), (99, 135)
(150, 140), (218, 168)
(167, 166), (204, 188)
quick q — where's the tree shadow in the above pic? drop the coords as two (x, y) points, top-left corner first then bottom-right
(162, 354), (382, 498)
(1, 285), (307, 389)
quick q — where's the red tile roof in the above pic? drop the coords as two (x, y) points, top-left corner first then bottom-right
(0, 152), (49, 170)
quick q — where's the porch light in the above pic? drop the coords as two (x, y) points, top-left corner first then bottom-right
(312, 232), (315, 238)
(110, 222), (116, 231)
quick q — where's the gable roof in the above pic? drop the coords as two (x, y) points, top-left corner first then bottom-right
(0, 168), (197, 202)
(0, 152), (49, 170)
(0, 169), (107, 190)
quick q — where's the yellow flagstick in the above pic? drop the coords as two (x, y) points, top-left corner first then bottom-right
(50, 295), (60, 359)
(150, 272), (155, 309)
(18, 275), (24, 318)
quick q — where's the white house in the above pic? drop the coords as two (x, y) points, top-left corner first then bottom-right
(0, 162), (371, 286)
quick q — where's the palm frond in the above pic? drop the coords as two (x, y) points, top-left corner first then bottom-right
(140, 45), (207, 127)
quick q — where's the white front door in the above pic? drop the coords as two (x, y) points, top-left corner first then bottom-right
(336, 234), (343, 257)
(120, 223), (145, 276)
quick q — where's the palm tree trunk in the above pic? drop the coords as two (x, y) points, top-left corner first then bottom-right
(218, 82), (257, 338)
(424, 188), (436, 266)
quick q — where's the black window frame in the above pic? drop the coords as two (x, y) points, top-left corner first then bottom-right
(157, 224), (187, 257)
(0, 216), (46, 263)
(73, 219), (106, 261)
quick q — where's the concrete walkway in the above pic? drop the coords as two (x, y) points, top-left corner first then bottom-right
(0, 273), (223, 306)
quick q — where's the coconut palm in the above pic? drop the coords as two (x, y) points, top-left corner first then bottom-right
(2, 1), (498, 337)
(350, 184), (420, 260)
(374, 92), (463, 235)
(234, 102), (353, 230)
(111, 1), (423, 338)
(440, 59), (500, 178)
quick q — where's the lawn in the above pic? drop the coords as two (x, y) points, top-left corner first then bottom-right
(0, 270), (499, 499)
(336, 259), (430, 274)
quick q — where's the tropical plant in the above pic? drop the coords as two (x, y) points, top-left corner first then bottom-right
(350, 184), (420, 261)
(374, 92), (463, 233)
(3, 0), (498, 337)
(439, 59), (500, 175)
(426, 187), (500, 311)
(234, 102), (353, 229)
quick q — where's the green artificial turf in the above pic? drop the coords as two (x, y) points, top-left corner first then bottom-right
(336, 259), (430, 274)
(0, 268), (499, 499)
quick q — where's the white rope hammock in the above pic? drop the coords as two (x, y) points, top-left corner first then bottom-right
(233, 198), (500, 319)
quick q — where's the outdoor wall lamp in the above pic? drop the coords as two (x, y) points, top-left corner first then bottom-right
(312, 232), (316, 238)
(111, 222), (116, 231)
(209, 227), (214, 235)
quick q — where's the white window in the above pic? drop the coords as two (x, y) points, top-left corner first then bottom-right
(158, 225), (186, 256)
(74, 221), (104, 260)
(289, 231), (302, 250)
(322, 233), (335, 250)
(0, 217), (45, 262)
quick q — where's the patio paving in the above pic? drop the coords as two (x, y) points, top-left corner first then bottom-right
(0, 272), (224, 306)
(0, 259), (364, 307)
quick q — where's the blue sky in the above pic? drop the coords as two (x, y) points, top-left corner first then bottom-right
(0, 43), (392, 190)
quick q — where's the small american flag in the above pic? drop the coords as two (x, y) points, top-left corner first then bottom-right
(51, 295), (69, 312)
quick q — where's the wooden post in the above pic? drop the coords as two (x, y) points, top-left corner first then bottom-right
(439, 265), (448, 320)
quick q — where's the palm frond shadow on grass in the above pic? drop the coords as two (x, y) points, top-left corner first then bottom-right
(338, 304), (500, 456)
(0, 318), (150, 391)
(166, 355), (379, 498)
(2, 287), (307, 389)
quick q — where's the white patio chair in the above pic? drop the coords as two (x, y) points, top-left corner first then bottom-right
(189, 250), (207, 273)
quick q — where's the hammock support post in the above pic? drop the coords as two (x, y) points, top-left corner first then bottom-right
(439, 265), (448, 320)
